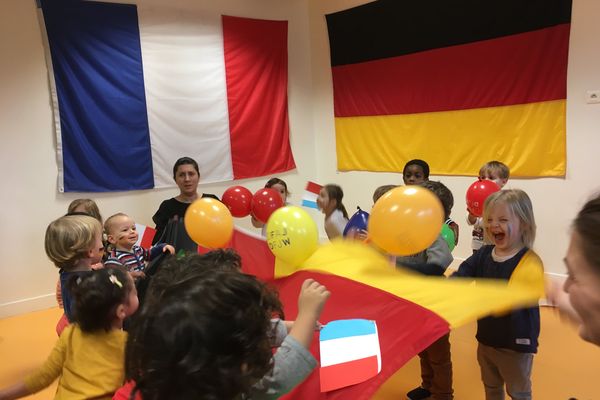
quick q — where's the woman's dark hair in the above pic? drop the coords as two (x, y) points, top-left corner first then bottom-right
(172, 157), (200, 179)
(403, 159), (430, 179)
(573, 194), (600, 275)
(125, 269), (275, 400)
(324, 184), (348, 219)
(265, 177), (290, 194)
(68, 268), (131, 332)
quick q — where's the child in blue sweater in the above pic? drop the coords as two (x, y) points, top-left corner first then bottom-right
(453, 189), (541, 400)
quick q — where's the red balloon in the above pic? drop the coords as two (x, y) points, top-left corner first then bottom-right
(466, 180), (501, 217)
(251, 188), (284, 223)
(221, 186), (253, 218)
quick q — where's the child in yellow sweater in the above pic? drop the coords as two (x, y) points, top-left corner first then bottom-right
(0, 267), (138, 400)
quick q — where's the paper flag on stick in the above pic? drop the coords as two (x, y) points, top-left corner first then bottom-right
(319, 319), (381, 392)
(135, 224), (156, 249)
(302, 181), (322, 209)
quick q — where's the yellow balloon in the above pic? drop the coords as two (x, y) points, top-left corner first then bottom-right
(184, 198), (233, 248)
(368, 186), (444, 256)
(266, 206), (319, 266)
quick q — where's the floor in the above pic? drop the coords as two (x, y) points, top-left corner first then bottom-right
(1, 307), (599, 399)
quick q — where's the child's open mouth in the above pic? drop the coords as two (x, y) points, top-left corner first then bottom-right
(493, 232), (506, 242)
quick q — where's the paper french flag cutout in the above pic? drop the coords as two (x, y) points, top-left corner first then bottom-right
(301, 181), (322, 209)
(135, 224), (157, 249)
(319, 319), (382, 392)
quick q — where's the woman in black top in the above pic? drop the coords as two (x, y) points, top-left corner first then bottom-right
(152, 157), (219, 252)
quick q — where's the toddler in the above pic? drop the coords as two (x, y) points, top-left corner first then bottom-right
(104, 213), (174, 278)
(317, 184), (349, 240)
(454, 189), (541, 400)
(468, 161), (509, 253)
(0, 268), (138, 399)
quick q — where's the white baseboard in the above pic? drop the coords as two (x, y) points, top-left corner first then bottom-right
(0, 293), (57, 319)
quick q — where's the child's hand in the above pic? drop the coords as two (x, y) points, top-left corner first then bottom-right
(346, 229), (368, 241)
(545, 279), (563, 307)
(467, 210), (478, 225)
(356, 229), (368, 241)
(130, 270), (146, 280)
(163, 244), (175, 255)
(545, 279), (582, 324)
(297, 279), (330, 321)
(289, 279), (330, 348)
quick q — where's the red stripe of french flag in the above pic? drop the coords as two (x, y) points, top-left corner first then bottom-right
(223, 15), (296, 180)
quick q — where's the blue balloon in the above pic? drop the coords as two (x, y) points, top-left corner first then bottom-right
(343, 206), (370, 237)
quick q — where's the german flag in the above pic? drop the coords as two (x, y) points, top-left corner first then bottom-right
(327, 0), (571, 177)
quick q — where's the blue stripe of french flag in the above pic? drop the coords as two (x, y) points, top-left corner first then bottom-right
(319, 319), (381, 392)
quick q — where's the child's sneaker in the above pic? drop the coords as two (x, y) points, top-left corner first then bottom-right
(406, 386), (431, 400)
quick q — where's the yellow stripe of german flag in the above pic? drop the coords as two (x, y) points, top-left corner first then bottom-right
(335, 100), (566, 177)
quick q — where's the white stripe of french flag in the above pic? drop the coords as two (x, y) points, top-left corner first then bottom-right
(319, 319), (381, 392)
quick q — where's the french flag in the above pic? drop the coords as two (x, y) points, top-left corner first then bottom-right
(39, 1), (295, 192)
(319, 319), (382, 392)
(301, 181), (322, 209)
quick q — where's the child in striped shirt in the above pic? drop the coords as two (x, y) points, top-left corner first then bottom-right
(104, 213), (174, 278)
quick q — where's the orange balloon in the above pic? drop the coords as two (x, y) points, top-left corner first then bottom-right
(184, 198), (233, 248)
(368, 186), (444, 256)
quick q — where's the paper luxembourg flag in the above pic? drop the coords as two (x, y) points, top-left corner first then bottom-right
(319, 319), (382, 392)
(301, 181), (322, 209)
(134, 224), (156, 250)
(39, 1), (295, 192)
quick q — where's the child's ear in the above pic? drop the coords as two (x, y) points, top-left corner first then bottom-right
(115, 304), (127, 321)
(107, 234), (117, 245)
(500, 178), (508, 187)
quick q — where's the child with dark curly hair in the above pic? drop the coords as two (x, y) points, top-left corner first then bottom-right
(0, 268), (138, 400)
(116, 252), (329, 400)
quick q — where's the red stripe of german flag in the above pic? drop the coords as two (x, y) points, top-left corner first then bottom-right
(332, 24), (570, 117)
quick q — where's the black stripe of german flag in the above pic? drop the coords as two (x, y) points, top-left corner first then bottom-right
(326, 0), (572, 66)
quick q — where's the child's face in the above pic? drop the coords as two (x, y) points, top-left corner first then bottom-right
(175, 164), (200, 196)
(108, 215), (138, 250)
(479, 170), (507, 188)
(403, 165), (426, 185)
(88, 230), (105, 264)
(485, 202), (524, 255)
(316, 188), (331, 213)
(123, 273), (140, 317)
(270, 183), (288, 203)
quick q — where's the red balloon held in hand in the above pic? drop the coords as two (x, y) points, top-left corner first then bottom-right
(251, 188), (284, 223)
(466, 180), (501, 217)
(221, 186), (253, 218)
